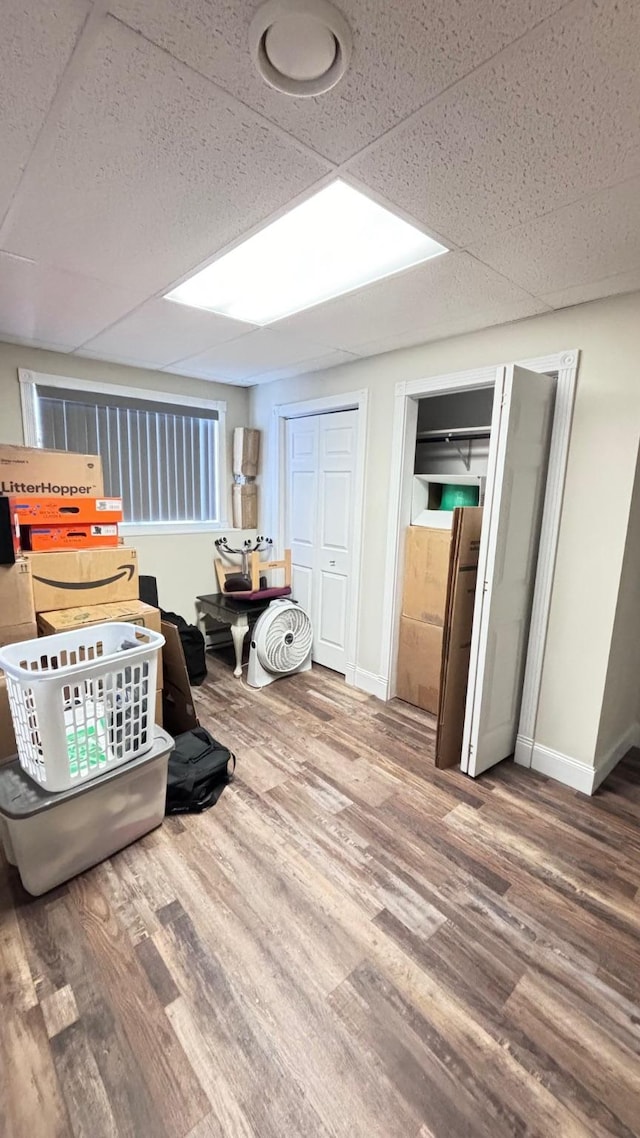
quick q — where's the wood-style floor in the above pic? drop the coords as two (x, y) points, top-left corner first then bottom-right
(2, 657), (640, 1138)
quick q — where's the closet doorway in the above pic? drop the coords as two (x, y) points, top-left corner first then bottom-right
(381, 353), (579, 779)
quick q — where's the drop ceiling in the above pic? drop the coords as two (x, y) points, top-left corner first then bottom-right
(0, 0), (638, 387)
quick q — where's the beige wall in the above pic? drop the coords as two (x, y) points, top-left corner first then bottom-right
(595, 443), (640, 763)
(251, 291), (640, 768)
(0, 341), (251, 619)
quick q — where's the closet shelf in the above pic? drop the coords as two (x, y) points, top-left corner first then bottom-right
(416, 426), (491, 442)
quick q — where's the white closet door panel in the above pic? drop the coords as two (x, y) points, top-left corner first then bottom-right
(285, 409), (357, 675)
(314, 411), (357, 671)
(462, 364), (555, 777)
(292, 564), (313, 617)
(289, 470), (316, 550)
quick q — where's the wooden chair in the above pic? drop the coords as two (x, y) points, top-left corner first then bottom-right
(214, 549), (292, 597)
(249, 549), (291, 591)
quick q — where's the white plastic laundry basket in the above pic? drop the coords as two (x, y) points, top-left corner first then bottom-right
(0, 622), (164, 792)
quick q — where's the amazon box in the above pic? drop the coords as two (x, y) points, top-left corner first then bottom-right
(0, 445), (103, 498)
(27, 548), (138, 612)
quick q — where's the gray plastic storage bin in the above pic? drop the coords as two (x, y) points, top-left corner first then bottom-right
(0, 727), (173, 896)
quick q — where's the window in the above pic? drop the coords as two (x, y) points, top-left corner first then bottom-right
(19, 372), (226, 529)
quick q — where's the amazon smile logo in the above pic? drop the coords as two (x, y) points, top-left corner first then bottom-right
(32, 564), (136, 591)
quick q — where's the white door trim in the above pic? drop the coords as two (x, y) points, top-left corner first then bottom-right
(380, 350), (579, 761)
(268, 389), (368, 685)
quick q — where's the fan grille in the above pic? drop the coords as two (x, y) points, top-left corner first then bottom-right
(258, 605), (313, 673)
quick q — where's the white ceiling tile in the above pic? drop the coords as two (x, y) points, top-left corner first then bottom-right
(78, 298), (254, 367)
(468, 178), (640, 297)
(111, 0), (564, 163)
(0, 252), (143, 349)
(0, 0), (90, 220)
(347, 0), (640, 246)
(2, 17), (331, 294)
(542, 268), (640, 311)
(167, 328), (347, 382)
(245, 349), (360, 385)
(275, 253), (548, 352)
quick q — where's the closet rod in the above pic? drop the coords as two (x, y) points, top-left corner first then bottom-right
(416, 426), (491, 442)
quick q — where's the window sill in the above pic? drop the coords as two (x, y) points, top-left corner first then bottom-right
(119, 522), (251, 538)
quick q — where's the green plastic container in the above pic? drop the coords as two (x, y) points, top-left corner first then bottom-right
(439, 483), (479, 510)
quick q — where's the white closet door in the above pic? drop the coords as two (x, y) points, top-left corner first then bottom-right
(461, 365), (555, 777)
(285, 410), (357, 674)
(315, 410), (357, 672)
(286, 416), (319, 621)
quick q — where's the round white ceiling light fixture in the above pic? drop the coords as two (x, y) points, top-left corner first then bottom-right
(249, 0), (352, 97)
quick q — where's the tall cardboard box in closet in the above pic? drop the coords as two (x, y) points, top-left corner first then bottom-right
(396, 617), (443, 714)
(395, 509), (482, 720)
(436, 508), (483, 768)
(401, 527), (451, 625)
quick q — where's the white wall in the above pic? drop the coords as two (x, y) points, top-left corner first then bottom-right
(595, 442), (640, 764)
(251, 290), (640, 770)
(0, 341), (252, 619)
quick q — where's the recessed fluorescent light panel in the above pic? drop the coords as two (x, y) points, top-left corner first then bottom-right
(165, 180), (448, 324)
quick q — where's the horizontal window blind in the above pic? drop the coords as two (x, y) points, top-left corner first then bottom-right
(35, 385), (219, 525)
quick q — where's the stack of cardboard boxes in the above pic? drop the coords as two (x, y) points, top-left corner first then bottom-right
(0, 445), (164, 763)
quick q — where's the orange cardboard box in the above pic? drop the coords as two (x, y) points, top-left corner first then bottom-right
(9, 495), (122, 524)
(23, 524), (119, 552)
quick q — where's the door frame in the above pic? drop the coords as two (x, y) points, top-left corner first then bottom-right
(268, 388), (369, 686)
(380, 350), (579, 768)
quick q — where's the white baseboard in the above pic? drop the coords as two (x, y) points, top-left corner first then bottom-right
(526, 722), (640, 795)
(351, 667), (389, 701)
(592, 721), (640, 792)
(514, 734), (534, 768)
(529, 743), (595, 794)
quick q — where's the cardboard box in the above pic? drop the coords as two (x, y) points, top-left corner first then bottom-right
(0, 497), (19, 565)
(436, 508), (483, 769)
(161, 620), (198, 736)
(396, 616), (443, 714)
(0, 622), (38, 649)
(155, 688), (163, 727)
(0, 676), (17, 764)
(27, 548), (138, 612)
(38, 599), (162, 688)
(402, 526), (451, 626)
(0, 445), (103, 497)
(0, 560), (35, 627)
(9, 495), (122, 524)
(38, 598), (161, 636)
(22, 524), (119, 551)
(233, 427), (260, 478)
(232, 482), (257, 529)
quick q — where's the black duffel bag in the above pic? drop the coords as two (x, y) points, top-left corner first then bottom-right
(166, 726), (236, 814)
